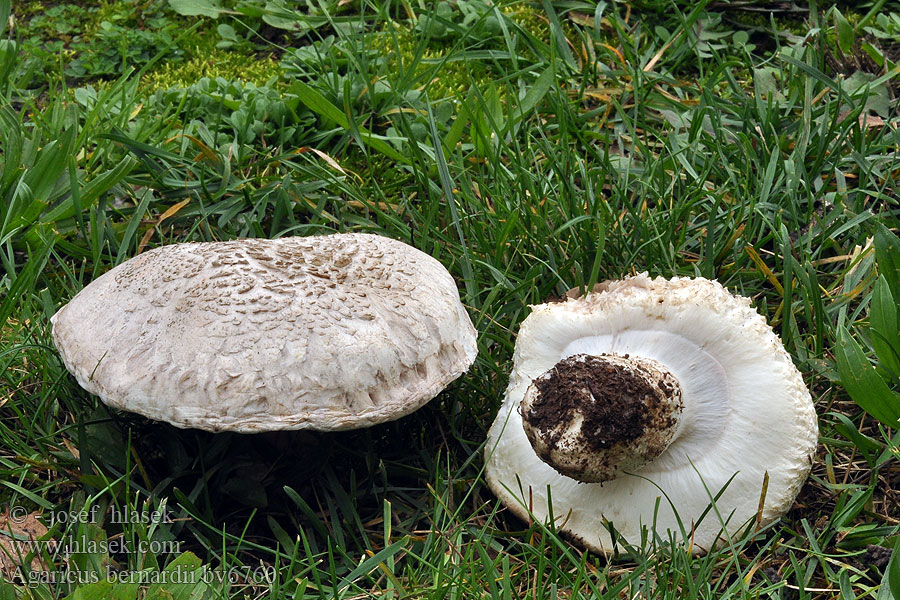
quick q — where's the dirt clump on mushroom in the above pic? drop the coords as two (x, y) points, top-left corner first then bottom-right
(524, 354), (654, 452)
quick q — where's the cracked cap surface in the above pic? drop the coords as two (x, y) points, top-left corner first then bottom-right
(52, 233), (478, 432)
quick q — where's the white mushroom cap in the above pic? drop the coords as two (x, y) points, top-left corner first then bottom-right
(51, 233), (478, 432)
(484, 274), (818, 554)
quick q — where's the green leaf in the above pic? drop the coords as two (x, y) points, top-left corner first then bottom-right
(0, 108), (23, 194)
(876, 536), (900, 600)
(263, 0), (320, 31)
(442, 97), (470, 154)
(16, 129), (76, 227)
(0, 237), (53, 333)
(144, 552), (206, 600)
(831, 485), (874, 530)
(235, 2), (265, 18)
(830, 412), (884, 456)
(780, 55), (854, 105)
(870, 276), (900, 379)
(101, 131), (185, 163)
(485, 83), (504, 134)
(167, 0), (223, 17)
(336, 538), (409, 590)
(862, 42), (886, 67)
(469, 83), (505, 157)
(63, 581), (139, 600)
(0, 0), (10, 39)
(833, 8), (855, 55)
(284, 486), (330, 540)
(889, 537), (900, 600)
(23, 157), (138, 245)
(753, 67), (783, 101)
(540, 0), (576, 69)
(290, 80), (409, 164)
(116, 188), (154, 265)
(267, 515), (297, 554)
(217, 23), (237, 40)
(835, 328), (900, 428)
(66, 522), (111, 585)
(732, 30), (750, 48)
(510, 66), (555, 129)
(844, 70), (891, 117)
(874, 223), (900, 303)
(427, 101), (476, 304)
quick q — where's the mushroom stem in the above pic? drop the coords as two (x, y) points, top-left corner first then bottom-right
(519, 353), (684, 483)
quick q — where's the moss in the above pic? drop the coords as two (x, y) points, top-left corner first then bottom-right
(140, 49), (283, 92)
(503, 4), (551, 42)
(421, 49), (493, 102)
(367, 22), (495, 102)
(17, 0), (103, 20)
(728, 10), (809, 37)
(17, 2), (45, 18)
(95, 0), (129, 22)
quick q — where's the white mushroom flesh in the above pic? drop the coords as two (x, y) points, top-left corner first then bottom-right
(485, 274), (818, 554)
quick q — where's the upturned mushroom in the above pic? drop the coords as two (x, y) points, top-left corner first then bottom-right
(51, 233), (478, 432)
(484, 274), (818, 554)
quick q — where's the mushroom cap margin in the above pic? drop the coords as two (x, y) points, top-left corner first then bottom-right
(51, 233), (478, 432)
(484, 273), (818, 554)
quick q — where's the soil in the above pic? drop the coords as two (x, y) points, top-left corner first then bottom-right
(525, 355), (654, 452)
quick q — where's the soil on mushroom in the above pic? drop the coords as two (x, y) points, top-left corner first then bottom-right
(525, 355), (661, 452)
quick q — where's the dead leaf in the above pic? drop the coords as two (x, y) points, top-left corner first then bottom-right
(0, 511), (54, 580)
(837, 110), (887, 129)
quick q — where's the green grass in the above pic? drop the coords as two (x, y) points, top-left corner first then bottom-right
(2, 0), (900, 597)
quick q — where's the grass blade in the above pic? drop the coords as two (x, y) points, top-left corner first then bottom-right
(835, 327), (900, 428)
(870, 276), (900, 379)
(0, 0), (9, 39)
(540, 0), (576, 69)
(426, 100), (476, 304)
(291, 80), (409, 164)
(874, 223), (900, 302)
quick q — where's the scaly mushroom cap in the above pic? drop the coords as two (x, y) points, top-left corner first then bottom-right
(51, 233), (478, 432)
(484, 274), (818, 554)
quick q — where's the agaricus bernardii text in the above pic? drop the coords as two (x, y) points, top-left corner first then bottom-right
(484, 274), (818, 554)
(51, 233), (478, 432)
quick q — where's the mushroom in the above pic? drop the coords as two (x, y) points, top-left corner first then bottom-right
(484, 274), (818, 554)
(51, 233), (478, 432)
